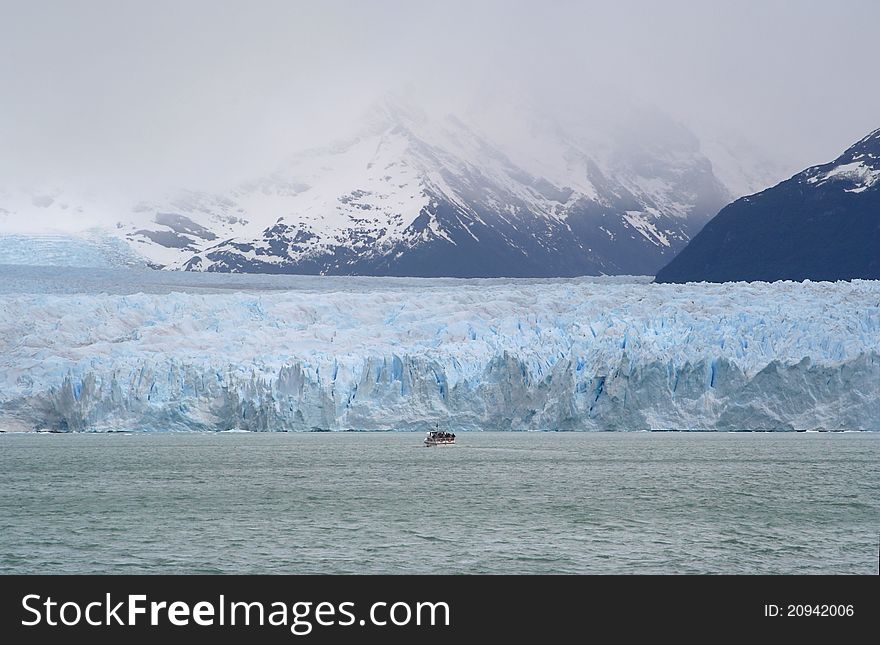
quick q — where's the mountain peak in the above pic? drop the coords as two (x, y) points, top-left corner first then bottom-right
(359, 95), (433, 135)
(802, 127), (880, 194)
(838, 126), (880, 161)
(856, 127), (880, 145)
(656, 126), (880, 283)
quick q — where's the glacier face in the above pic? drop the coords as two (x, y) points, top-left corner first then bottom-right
(0, 234), (146, 269)
(0, 272), (878, 432)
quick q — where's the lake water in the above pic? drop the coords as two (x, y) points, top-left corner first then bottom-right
(1, 432), (877, 574)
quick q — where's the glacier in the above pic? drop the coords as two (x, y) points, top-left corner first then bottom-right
(0, 234), (145, 269)
(0, 269), (878, 432)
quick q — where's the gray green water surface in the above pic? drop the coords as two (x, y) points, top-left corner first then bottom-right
(1, 432), (877, 574)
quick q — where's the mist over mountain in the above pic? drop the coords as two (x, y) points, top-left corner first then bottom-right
(1, 2), (876, 277)
(0, 93), (789, 277)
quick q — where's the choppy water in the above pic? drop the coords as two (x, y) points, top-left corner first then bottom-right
(0, 432), (877, 574)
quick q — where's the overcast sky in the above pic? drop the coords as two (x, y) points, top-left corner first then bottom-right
(1, 0), (878, 194)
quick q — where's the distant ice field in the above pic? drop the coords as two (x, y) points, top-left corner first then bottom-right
(0, 263), (650, 295)
(1, 265), (877, 432)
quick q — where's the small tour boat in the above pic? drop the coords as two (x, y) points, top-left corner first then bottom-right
(424, 426), (456, 447)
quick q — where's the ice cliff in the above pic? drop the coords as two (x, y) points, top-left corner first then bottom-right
(1, 277), (877, 432)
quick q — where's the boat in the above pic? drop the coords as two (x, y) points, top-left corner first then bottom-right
(424, 426), (456, 447)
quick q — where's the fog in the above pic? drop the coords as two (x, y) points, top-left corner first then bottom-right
(1, 0), (878, 196)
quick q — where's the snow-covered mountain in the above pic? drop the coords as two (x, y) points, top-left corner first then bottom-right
(656, 127), (880, 283)
(0, 97), (789, 276)
(123, 99), (733, 277)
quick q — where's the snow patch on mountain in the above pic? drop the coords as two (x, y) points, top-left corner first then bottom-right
(809, 160), (880, 193)
(801, 127), (880, 194)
